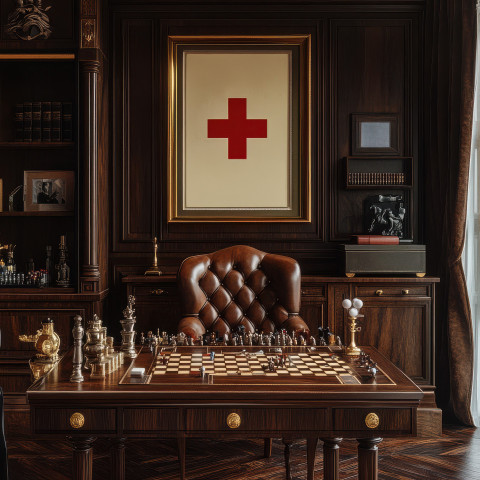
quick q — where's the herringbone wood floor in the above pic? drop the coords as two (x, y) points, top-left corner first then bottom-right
(6, 426), (480, 480)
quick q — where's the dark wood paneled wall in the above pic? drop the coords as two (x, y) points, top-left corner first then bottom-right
(108, 2), (423, 286)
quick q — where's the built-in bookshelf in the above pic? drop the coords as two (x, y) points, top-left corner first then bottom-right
(0, 53), (78, 290)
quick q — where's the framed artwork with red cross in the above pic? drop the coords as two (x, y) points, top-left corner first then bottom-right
(168, 35), (311, 222)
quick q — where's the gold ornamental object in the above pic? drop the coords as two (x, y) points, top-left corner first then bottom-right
(345, 313), (362, 356)
(365, 412), (380, 429)
(145, 236), (162, 276)
(226, 412), (241, 429)
(70, 412), (85, 429)
(19, 318), (60, 360)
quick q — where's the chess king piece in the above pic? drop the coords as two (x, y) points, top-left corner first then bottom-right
(70, 315), (84, 383)
(144, 236), (162, 276)
(55, 235), (71, 287)
(19, 317), (60, 361)
(342, 298), (363, 356)
(120, 295), (137, 358)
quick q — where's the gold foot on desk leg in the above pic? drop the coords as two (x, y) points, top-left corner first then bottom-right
(282, 437), (294, 480)
(67, 436), (97, 480)
(110, 437), (126, 480)
(307, 438), (318, 480)
(264, 438), (272, 458)
(357, 438), (383, 480)
(321, 438), (342, 480)
(177, 437), (186, 480)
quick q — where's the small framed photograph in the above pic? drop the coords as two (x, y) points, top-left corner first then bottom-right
(23, 170), (74, 212)
(352, 114), (400, 156)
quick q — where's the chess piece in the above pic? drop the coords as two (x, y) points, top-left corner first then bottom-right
(120, 295), (137, 358)
(144, 237), (162, 276)
(55, 235), (71, 287)
(342, 298), (363, 356)
(83, 314), (106, 371)
(70, 315), (84, 383)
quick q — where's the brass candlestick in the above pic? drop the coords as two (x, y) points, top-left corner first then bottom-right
(345, 314), (363, 356)
(341, 297), (364, 356)
(145, 236), (162, 276)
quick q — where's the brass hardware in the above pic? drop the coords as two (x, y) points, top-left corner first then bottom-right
(301, 290), (305, 295)
(150, 289), (165, 296)
(345, 272), (355, 278)
(402, 289), (410, 295)
(375, 289), (383, 296)
(70, 412), (85, 429)
(226, 412), (241, 429)
(365, 412), (380, 429)
(416, 272), (426, 278)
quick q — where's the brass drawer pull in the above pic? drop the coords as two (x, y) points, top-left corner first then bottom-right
(150, 289), (165, 296)
(70, 412), (85, 429)
(375, 289), (383, 296)
(226, 412), (241, 429)
(365, 412), (380, 429)
(402, 289), (410, 295)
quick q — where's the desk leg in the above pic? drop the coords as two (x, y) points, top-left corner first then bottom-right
(282, 438), (293, 480)
(67, 436), (96, 480)
(177, 436), (186, 480)
(264, 438), (272, 458)
(110, 437), (126, 480)
(321, 438), (342, 480)
(357, 438), (383, 480)
(306, 438), (318, 480)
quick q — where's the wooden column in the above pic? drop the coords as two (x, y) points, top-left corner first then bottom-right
(68, 436), (96, 480)
(264, 438), (272, 458)
(110, 437), (126, 480)
(282, 438), (294, 480)
(177, 436), (186, 480)
(357, 438), (383, 480)
(306, 437), (318, 480)
(79, 58), (101, 293)
(321, 438), (343, 480)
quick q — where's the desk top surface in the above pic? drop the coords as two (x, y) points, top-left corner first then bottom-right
(27, 346), (423, 405)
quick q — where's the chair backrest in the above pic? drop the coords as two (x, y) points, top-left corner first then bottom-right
(177, 245), (309, 337)
(0, 387), (8, 480)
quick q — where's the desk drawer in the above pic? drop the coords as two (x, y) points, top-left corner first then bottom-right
(301, 285), (326, 297)
(333, 408), (413, 433)
(33, 408), (116, 434)
(185, 408), (326, 432)
(133, 286), (174, 298)
(355, 285), (428, 297)
(123, 408), (179, 432)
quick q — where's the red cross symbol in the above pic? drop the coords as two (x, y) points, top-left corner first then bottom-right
(207, 98), (268, 159)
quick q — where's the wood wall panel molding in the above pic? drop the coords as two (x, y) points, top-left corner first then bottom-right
(113, 18), (156, 248)
(328, 17), (419, 243)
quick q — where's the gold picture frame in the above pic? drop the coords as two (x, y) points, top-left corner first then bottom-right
(168, 35), (311, 222)
(23, 170), (75, 212)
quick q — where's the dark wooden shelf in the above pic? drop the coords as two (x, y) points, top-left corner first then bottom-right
(0, 211), (74, 217)
(0, 142), (75, 149)
(0, 287), (76, 294)
(345, 184), (413, 190)
(0, 54), (75, 61)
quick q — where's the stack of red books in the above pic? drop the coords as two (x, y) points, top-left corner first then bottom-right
(352, 235), (399, 245)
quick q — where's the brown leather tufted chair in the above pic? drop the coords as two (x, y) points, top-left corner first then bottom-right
(177, 245), (309, 340)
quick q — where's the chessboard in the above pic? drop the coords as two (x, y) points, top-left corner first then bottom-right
(127, 346), (395, 386)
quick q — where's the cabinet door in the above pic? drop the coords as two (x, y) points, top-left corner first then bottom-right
(0, 308), (83, 355)
(131, 284), (181, 334)
(299, 302), (326, 333)
(356, 299), (432, 385)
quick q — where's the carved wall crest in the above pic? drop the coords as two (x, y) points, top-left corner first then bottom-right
(6, 0), (52, 41)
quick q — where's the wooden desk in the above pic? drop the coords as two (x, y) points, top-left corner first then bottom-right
(27, 346), (422, 480)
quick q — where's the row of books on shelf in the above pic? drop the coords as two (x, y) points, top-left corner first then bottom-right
(347, 172), (406, 186)
(15, 101), (73, 143)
